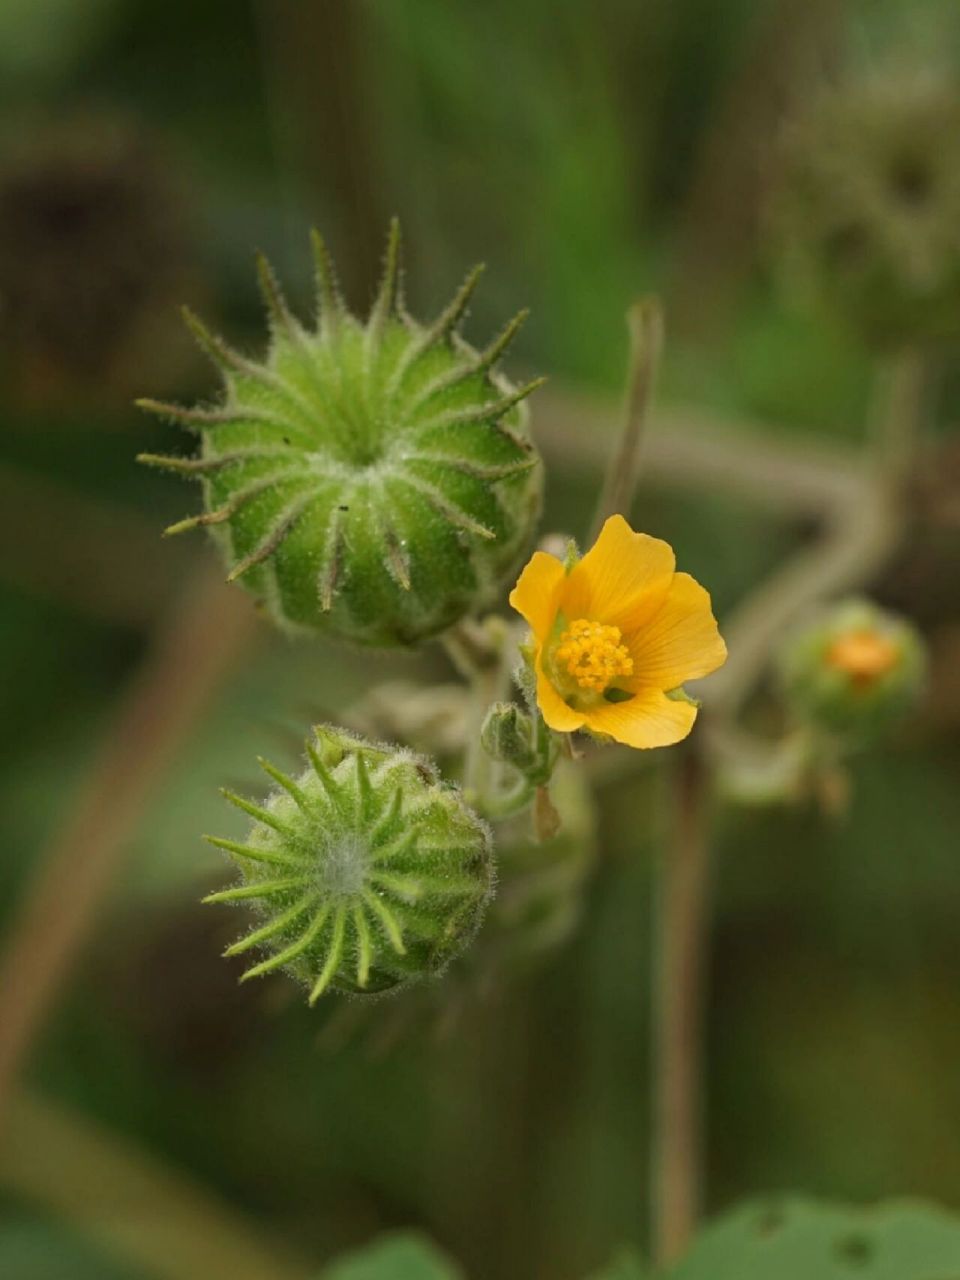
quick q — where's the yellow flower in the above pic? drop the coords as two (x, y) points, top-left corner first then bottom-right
(509, 515), (727, 749)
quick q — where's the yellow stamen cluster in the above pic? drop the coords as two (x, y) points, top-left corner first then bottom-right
(555, 618), (634, 693)
(825, 628), (900, 686)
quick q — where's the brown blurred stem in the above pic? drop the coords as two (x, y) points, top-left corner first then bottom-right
(871, 346), (929, 491)
(0, 402), (869, 634)
(647, 333), (928, 1262)
(0, 567), (259, 1121)
(590, 298), (664, 539)
(1, 1089), (312, 1280)
(542, 386), (862, 517)
(655, 345), (931, 1262)
(652, 748), (712, 1265)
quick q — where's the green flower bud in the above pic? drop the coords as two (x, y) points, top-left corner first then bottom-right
(773, 73), (960, 347)
(204, 726), (494, 1002)
(778, 599), (926, 743)
(138, 221), (544, 646)
(480, 701), (537, 774)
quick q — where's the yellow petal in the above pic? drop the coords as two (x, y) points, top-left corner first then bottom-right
(535, 661), (587, 733)
(561, 515), (675, 632)
(509, 551), (566, 644)
(583, 687), (697, 749)
(625, 572), (726, 690)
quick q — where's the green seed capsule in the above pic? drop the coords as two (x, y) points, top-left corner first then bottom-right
(317, 761), (598, 1050)
(204, 727), (494, 1002)
(139, 221), (544, 646)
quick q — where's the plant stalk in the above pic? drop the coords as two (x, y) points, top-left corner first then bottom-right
(652, 747), (712, 1266)
(441, 617), (510, 809)
(590, 298), (664, 539)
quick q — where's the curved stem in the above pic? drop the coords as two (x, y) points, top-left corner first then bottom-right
(705, 345), (930, 742)
(654, 345), (931, 1262)
(477, 778), (535, 821)
(704, 478), (896, 720)
(652, 748), (712, 1266)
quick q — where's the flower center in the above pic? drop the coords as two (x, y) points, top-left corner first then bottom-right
(555, 618), (634, 693)
(825, 628), (899, 686)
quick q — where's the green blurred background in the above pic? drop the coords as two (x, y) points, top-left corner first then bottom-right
(1, 1), (959, 1276)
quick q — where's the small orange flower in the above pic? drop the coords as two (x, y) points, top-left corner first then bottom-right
(509, 516), (727, 749)
(824, 627), (900, 687)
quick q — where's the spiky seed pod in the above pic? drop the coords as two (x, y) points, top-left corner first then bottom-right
(778, 598), (926, 744)
(139, 221), (544, 646)
(205, 726), (494, 1002)
(317, 761), (598, 1051)
(773, 73), (960, 347)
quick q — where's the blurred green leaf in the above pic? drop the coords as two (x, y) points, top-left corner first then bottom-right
(0, 1214), (142, 1280)
(322, 1232), (464, 1280)
(665, 1197), (960, 1278)
(0, 0), (121, 84)
(586, 1249), (650, 1279)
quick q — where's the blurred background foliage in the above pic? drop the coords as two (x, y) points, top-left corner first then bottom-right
(1, 0), (959, 1277)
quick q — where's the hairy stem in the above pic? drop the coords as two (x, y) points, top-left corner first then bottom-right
(652, 748), (712, 1266)
(590, 298), (664, 539)
(441, 618), (509, 808)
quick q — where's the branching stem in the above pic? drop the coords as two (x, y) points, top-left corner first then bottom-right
(650, 344), (933, 1265)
